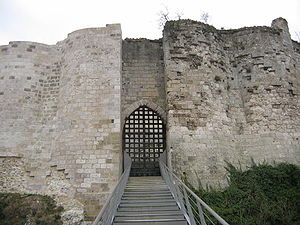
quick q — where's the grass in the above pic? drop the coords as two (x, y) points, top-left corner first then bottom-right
(0, 193), (64, 225)
(188, 162), (300, 225)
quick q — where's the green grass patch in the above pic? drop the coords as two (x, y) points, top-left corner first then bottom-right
(0, 193), (63, 225)
(188, 162), (300, 225)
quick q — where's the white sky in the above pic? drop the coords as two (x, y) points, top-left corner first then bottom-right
(0, 0), (299, 45)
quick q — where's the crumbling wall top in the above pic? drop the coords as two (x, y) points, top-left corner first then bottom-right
(164, 18), (291, 39)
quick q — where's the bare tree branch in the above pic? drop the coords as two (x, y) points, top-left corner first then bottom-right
(158, 6), (170, 28)
(175, 11), (184, 20)
(200, 12), (210, 23)
(157, 6), (211, 29)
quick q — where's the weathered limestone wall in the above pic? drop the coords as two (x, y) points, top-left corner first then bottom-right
(163, 20), (237, 187)
(122, 39), (165, 118)
(223, 18), (299, 133)
(0, 18), (299, 222)
(0, 41), (59, 158)
(163, 18), (300, 187)
(0, 24), (123, 220)
(0, 157), (26, 192)
(51, 24), (122, 217)
(0, 41), (82, 222)
(223, 18), (300, 169)
(0, 41), (62, 196)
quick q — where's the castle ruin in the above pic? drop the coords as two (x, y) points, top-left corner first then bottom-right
(0, 18), (299, 221)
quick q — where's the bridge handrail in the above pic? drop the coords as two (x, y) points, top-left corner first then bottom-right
(92, 153), (132, 225)
(159, 154), (229, 225)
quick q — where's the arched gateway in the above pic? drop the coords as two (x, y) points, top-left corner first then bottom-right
(123, 105), (166, 176)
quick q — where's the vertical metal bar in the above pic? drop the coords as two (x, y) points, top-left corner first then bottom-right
(142, 106), (146, 174)
(169, 173), (180, 204)
(197, 201), (207, 225)
(174, 178), (188, 218)
(162, 163), (175, 199)
(183, 188), (196, 225)
(168, 170), (179, 204)
(161, 163), (178, 207)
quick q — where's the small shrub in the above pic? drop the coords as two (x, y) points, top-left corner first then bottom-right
(0, 193), (63, 225)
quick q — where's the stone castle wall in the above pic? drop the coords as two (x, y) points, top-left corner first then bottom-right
(0, 41), (59, 158)
(122, 38), (166, 119)
(163, 18), (300, 187)
(163, 20), (237, 186)
(0, 24), (123, 221)
(0, 41), (61, 195)
(52, 24), (122, 217)
(0, 18), (299, 222)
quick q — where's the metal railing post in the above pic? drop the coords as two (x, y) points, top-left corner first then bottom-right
(183, 187), (197, 225)
(197, 201), (208, 225)
(174, 178), (188, 217)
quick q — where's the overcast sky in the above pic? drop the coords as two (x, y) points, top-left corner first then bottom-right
(0, 0), (299, 45)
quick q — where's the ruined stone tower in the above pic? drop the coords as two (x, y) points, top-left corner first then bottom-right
(0, 18), (299, 220)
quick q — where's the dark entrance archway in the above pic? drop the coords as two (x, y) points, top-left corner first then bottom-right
(123, 105), (165, 176)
